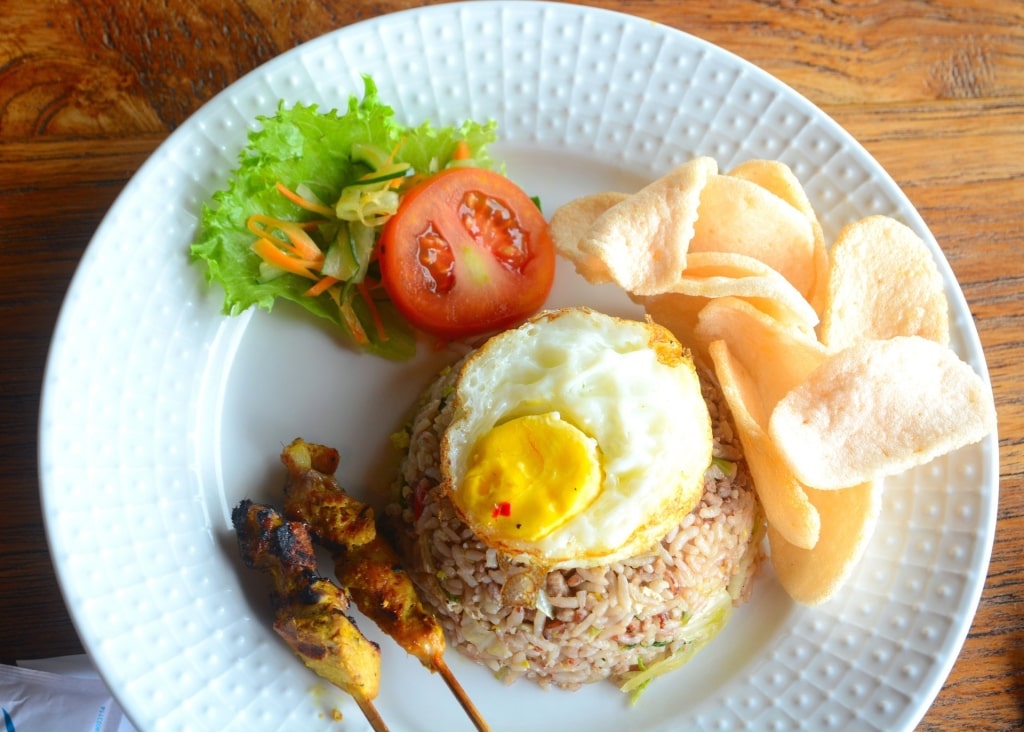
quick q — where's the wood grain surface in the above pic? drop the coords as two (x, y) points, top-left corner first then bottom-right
(1, 1), (1021, 729)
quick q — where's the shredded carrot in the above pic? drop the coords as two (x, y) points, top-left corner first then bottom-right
(354, 139), (408, 183)
(304, 275), (340, 297)
(251, 238), (319, 280)
(357, 281), (388, 342)
(385, 138), (405, 165)
(247, 217), (288, 251)
(452, 139), (472, 161)
(286, 226), (324, 262)
(275, 182), (335, 217)
(329, 288), (369, 345)
(355, 141), (410, 191)
(247, 215), (325, 264)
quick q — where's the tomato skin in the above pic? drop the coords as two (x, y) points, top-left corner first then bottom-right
(378, 167), (555, 340)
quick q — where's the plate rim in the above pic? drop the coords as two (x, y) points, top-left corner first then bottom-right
(38, 2), (999, 730)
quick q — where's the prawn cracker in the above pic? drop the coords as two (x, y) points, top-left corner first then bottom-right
(819, 215), (950, 350)
(768, 479), (882, 605)
(690, 173), (817, 301)
(769, 336), (997, 490)
(708, 339), (820, 550)
(575, 156), (718, 295)
(548, 191), (629, 284)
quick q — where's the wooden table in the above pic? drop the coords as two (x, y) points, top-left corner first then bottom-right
(1, 1), (1020, 729)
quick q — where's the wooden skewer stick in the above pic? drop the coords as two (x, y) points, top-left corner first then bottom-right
(354, 694), (392, 732)
(279, 440), (490, 732)
(436, 656), (491, 732)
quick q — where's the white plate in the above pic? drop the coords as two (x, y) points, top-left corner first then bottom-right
(39, 2), (998, 731)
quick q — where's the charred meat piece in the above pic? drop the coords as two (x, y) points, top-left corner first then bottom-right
(231, 499), (387, 730)
(233, 497), (319, 576)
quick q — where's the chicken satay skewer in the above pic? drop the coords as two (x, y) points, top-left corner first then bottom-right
(335, 533), (491, 732)
(351, 694), (390, 732)
(435, 660), (487, 732)
(281, 438), (491, 732)
(231, 499), (391, 732)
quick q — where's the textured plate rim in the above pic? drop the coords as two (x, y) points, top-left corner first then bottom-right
(38, 3), (999, 731)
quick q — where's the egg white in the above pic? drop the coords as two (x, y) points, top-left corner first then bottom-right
(440, 307), (713, 569)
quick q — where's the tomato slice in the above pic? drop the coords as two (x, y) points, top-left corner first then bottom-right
(378, 167), (555, 340)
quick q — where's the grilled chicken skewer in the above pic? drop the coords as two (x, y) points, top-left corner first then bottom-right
(281, 438), (491, 732)
(231, 499), (390, 732)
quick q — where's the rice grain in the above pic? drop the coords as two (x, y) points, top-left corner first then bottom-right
(386, 358), (764, 691)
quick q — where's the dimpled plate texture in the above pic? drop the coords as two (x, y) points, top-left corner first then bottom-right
(39, 2), (998, 731)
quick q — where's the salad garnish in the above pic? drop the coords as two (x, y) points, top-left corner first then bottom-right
(190, 76), (503, 360)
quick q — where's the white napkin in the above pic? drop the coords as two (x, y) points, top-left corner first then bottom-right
(2, 655), (137, 731)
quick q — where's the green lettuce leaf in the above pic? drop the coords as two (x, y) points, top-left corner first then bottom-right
(190, 76), (498, 360)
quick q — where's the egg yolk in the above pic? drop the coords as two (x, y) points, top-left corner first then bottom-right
(458, 413), (602, 542)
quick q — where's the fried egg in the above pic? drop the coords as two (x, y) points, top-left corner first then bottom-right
(440, 307), (712, 569)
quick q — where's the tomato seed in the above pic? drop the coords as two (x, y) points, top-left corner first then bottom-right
(416, 224), (456, 293)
